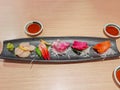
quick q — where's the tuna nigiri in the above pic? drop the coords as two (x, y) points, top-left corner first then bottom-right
(93, 40), (111, 54)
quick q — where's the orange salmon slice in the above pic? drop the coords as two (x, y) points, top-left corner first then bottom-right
(93, 40), (111, 54)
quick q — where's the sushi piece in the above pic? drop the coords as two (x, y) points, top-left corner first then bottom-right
(52, 39), (70, 53)
(71, 40), (88, 55)
(15, 42), (35, 58)
(72, 40), (88, 51)
(15, 47), (30, 58)
(93, 40), (111, 54)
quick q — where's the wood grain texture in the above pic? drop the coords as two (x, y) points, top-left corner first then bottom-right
(0, 0), (120, 90)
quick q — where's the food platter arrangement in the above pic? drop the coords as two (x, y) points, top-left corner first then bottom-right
(0, 36), (120, 63)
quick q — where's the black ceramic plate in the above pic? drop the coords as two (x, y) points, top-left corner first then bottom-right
(0, 36), (120, 63)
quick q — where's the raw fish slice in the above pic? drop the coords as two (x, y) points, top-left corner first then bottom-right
(15, 47), (30, 57)
(93, 40), (111, 54)
(72, 41), (88, 51)
(52, 39), (70, 53)
(15, 47), (24, 56)
(28, 45), (35, 51)
(19, 42), (35, 51)
(18, 51), (30, 58)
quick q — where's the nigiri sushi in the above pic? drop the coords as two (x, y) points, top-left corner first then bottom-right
(93, 40), (111, 54)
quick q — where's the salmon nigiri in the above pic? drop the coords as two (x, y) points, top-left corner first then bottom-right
(93, 40), (111, 54)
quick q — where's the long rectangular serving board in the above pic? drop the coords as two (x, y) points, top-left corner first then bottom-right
(0, 36), (120, 63)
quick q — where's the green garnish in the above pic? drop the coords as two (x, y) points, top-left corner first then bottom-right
(7, 43), (15, 51)
(35, 47), (42, 58)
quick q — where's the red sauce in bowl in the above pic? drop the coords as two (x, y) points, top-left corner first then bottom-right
(27, 23), (41, 34)
(106, 26), (119, 36)
(116, 69), (120, 82)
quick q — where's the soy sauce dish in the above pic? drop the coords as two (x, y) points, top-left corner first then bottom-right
(24, 21), (43, 36)
(114, 66), (120, 86)
(103, 23), (120, 38)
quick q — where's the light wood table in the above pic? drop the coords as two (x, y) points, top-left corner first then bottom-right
(0, 0), (120, 90)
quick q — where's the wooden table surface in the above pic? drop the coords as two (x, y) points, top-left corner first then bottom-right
(0, 0), (120, 90)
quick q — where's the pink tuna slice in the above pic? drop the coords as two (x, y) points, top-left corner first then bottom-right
(72, 40), (88, 50)
(52, 40), (70, 53)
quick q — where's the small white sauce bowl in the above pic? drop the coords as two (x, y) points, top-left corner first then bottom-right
(103, 23), (120, 38)
(113, 65), (120, 86)
(24, 21), (43, 36)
